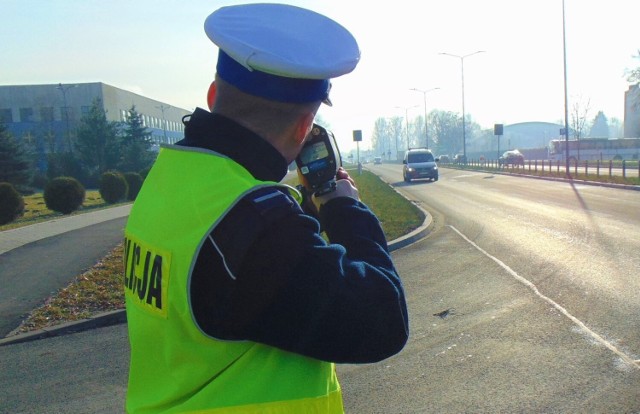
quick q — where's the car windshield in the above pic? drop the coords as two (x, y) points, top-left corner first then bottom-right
(408, 153), (434, 163)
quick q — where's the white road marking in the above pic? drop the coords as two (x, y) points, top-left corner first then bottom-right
(449, 174), (478, 179)
(448, 224), (640, 370)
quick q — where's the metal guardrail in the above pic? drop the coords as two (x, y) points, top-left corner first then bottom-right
(442, 159), (640, 179)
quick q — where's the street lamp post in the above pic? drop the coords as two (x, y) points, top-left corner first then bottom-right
(156, 104), (171, 144)
(439, 51), (485, 160)
(56, 83), (77, 152)
(395, 105), (419, 153)
(410, 87), (440, 149)
(562, 0), (571, 176)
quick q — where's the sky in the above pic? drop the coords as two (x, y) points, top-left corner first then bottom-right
(2, 0), (639, 151)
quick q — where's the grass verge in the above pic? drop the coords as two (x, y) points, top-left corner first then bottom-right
(15, 244), (125, 333)
(13, 170), (423, 333)
(0, 190), (128, 232)
(351, 170), (425, 240)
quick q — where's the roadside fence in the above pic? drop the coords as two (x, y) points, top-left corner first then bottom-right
(443, 159), (640, 180)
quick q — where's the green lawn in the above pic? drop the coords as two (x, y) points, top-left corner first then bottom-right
(351, 170), (425, 240)
(0, 190), (128, 231)
(283, 169), (424, 241)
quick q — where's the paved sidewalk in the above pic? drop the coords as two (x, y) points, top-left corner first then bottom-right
(0, 205), (132, 339)
(0, 204), (132, 255)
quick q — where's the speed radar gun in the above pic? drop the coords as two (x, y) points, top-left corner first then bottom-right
(295, 123), (342, 196)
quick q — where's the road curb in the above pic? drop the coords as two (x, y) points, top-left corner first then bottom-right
(388, 212), (431, 252)
(0, 309), (127, 346)
(387, 188), (432, 252)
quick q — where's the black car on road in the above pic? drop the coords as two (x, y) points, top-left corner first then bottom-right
(403, 148), (438, 182)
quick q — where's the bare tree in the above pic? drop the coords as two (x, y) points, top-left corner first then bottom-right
(387, 116), (404, 160)
(408, 115), (424, 149)
(625, 49), (640, 85)
(430, 110), (463, 157)
(570, 96), (591, 140)
(625, 50), (640, 113)
(371, 117), (389, 159)
(570, 95), (591, 160)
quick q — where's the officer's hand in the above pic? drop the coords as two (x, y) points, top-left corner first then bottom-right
(296, 184), (320, 219)
(335, 167), (356, 187)
(312, 177), (359, 210)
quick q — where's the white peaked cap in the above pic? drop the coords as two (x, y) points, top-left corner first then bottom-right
(204, 3), (360, 104)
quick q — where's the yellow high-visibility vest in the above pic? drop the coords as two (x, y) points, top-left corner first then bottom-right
(124, 145), (343, 413)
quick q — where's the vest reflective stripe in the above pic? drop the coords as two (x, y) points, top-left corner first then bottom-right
(124, 145), (342, 414)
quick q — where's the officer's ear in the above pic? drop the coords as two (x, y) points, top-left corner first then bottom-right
(294, 111), (315, 145)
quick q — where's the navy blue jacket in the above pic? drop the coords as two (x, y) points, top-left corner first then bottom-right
(178, 108), (408, 364)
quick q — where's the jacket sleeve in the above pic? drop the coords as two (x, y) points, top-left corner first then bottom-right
(190, 191), (409, 364)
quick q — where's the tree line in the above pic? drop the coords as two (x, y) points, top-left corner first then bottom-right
(369, 108), (624, 161)
(371, 110), (484, 160)
(0, 99), (157, 192)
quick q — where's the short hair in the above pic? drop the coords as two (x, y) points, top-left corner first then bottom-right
(212, 75), (320, 134)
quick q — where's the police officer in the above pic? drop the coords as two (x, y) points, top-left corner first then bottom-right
(124, 4), (408, 413)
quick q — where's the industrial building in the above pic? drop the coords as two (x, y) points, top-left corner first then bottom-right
(624, 84), (640, 138)
(0, 82), (191, 150)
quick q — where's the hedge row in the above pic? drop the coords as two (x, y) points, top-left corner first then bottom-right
(0, 171), (145, 226)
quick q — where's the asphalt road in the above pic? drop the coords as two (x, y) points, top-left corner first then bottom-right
(374, 164), (640, 366)
(342, 164), (640, 412)
(341, 226), (639, 413)
(0, 208), (129, 337)
(1, 171), (639, 413)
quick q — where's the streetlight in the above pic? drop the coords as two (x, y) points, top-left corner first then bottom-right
(156, 104), (171, 143)
(439, 51), (485, 160)
(562, 0), (571, 176)
(56, 83), (77, 152)
(410, 87), (440, 149)
(395, 105), (419, 153)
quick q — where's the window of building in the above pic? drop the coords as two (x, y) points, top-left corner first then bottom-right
(0, 108), (12, 123)
(20, 107), (35, 122)
(81, 106), (91, 116)
(60, 106), (75, 122)
(40, 107), (54, 122)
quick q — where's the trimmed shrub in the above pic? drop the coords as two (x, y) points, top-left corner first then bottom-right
(0, 182), (25, 225)
(123, 172), (143, 201)
(44, 177), (85, 214)
(99, 171), (128, 204)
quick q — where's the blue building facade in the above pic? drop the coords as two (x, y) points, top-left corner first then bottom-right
(0, 82), (191, 153)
